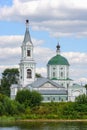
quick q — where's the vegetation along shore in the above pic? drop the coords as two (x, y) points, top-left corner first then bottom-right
(0, 89), (87, 121)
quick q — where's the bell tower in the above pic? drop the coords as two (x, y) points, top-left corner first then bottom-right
(19, 20), (36, 87)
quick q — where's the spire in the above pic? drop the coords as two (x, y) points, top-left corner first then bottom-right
(23, 19), (32, 44)
(56, 43), (60, 55)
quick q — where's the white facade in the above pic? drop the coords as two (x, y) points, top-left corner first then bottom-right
(68, 84), (86, 102)
(47, 65), (72, 89)
(19, 20), (36, 87)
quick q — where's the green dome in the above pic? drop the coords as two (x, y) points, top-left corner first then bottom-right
(47, 54), (69, 65)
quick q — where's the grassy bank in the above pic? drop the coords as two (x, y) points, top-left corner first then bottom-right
(0, 116), (87, 123)
(0, 93), (87, 120)
(0, 102), (87, 121)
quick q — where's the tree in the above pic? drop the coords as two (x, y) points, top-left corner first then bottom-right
(30, 91), (43, 107)
(15, 90), (31, 107)
(16, 89), (43, 108)
(0, 93), (24, 116)
(35, 73), (42, 78)
(0, 68), (19, 96)
(84, 84), (87, 90)
(75, 94), (87, 114)
(75, 94), (87, 104)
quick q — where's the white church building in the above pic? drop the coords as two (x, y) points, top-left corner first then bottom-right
(10, 20), (86, 102)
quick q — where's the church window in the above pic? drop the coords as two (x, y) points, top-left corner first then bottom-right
(67, 84), (69, 88)
(53, 72), (55, 77)
(47, 97), (50, 100)
(27, 69), (32, 78)
(61, 99), (63, 102)
(66, 97), (68, 101)
(59, 97), (61, 101)
(53, 97), (55, 101)
(27, 50), (31, 56)
(61, 72), (63, 77)
(20, 69), (22, 79)
(61, 83), (63, 86)
(67, 72), (68, 78)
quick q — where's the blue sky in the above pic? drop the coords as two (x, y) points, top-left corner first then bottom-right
(0, 0), (87, 84)
(1, 20), (87, 52)
(0, 0), (12, 6)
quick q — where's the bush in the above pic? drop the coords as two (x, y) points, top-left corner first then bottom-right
(30, 91), (43, 107)
(75, 94), (87, 104)
(0, 93), (25, 116)
(16, 90), (43, 108)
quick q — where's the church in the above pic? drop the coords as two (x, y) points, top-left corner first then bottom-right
(10, 20), (86, 102)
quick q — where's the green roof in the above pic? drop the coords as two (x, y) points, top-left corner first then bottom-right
(51, 78), (73, 81)
(47, 54), (69, 66)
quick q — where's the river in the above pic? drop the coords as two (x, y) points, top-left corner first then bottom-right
(0, 121), (87, 130)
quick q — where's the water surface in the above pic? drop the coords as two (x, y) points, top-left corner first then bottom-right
(0, 121), (87, 130)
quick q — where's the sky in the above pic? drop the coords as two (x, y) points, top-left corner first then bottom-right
(0, 0), (87, 85)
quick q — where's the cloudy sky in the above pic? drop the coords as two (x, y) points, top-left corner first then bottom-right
(0, 0), (87, 84)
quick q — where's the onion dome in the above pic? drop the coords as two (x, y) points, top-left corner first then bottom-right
(47, 43), (69, 66)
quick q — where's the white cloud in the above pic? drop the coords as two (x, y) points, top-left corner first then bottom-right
(0, 36), (23, 47)
(0, 36), (44, 47)
(0, 0), (87, 37)
(63, 52), (87, 84)
(63, 52), (87, 64)
(36, 67), (47, 77)
(0, 47), (20, 58)
(76, 78), (87, 85)
(34, 46), (54, 65)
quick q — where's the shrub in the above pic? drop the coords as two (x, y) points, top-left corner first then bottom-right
(16, 90), (43, 108)
(75, 94), (87, 104)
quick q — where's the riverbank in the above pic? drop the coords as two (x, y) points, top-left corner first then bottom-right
(18, 119), (87, 122)
(0, 116), (87, 123)
(0, 97), (87, 121)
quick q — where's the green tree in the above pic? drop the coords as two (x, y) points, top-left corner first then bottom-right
(15, 89), (43, 108)
(84, 84), (87, 90)
(15, 90), (31, 107)
(30, 91), (43, 107)
(75, 94), (87, 104)
(75, 94), (87, 117)
(35, 73), (42, 78)
(0, 93), (24, 116)
(0, 68), (19, 96)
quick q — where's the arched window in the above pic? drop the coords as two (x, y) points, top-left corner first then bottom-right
(27, 50), (31, 56)
(27, 69), (32, 78)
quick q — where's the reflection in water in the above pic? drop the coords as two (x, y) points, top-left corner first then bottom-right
(0, 121), (87, 130)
